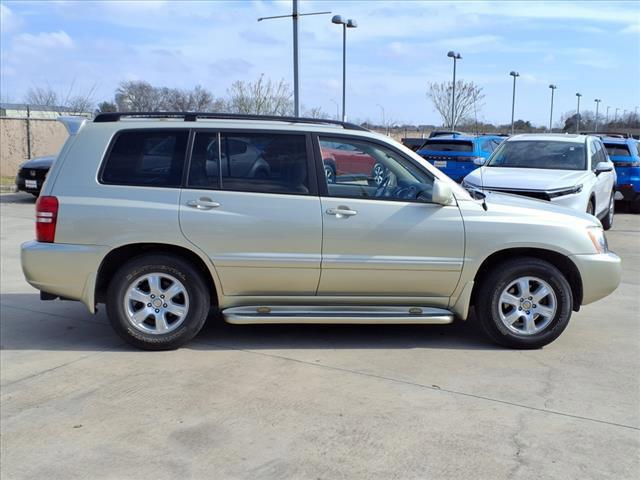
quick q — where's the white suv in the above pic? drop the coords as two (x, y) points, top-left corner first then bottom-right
(463, 134), (617, 229)
(21, 113), (621, 350)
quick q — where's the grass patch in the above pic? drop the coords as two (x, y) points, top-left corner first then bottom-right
(0, 176), (15, 186)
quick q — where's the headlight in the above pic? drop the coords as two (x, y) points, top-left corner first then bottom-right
(587, 227), (608, 254)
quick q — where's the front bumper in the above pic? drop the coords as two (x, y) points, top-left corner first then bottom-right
(569, 252), (621, 305)
(21, 241), (109, 313)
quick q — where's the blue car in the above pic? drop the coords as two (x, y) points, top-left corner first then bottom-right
(417, 134), (505, 182)
(602, 137), (640, 213)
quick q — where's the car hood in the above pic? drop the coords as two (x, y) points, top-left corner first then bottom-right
(20, 155), (56, 169)
(465, 167), (589, 191)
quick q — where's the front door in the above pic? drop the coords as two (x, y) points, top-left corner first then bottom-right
(316, 135), (465, 297)
(180, 130), (322, 296)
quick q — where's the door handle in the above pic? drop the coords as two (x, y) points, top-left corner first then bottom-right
(326, 206), (357, 218)
(186, 197), (220, 210)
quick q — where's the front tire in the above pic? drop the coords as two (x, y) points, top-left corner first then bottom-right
(475, 258), (573, 349)
(601, 193), (614, 230)
(106, 254), (210, 350)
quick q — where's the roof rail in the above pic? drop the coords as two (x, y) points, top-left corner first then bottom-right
(93, 112), (368, 131)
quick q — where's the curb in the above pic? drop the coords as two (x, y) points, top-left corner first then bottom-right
(0, 185), (18, 193)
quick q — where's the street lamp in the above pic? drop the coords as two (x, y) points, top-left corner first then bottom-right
(509, 71), (520, 134)
(376, 103), (386, 134)
(594, 99), (602, 132)
(606, 105), (610, 123)
(615, 108), (620, 122)
(548, 84), (557, 132)
(332, 15), (357, 122)
(575, 93), (582, 133)
(447, 51), (462, 129)
(329, 99), (339, 120)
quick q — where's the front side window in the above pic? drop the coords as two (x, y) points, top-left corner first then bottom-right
(188, 132), (309, 194)
(319, 136), (434, 202)
(487, 140), (586, 171)
(101, 130), (188, 187)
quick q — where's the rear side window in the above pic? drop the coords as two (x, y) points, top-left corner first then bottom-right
(421, 141), (474, 152)
(101, 130), (188, 187)
(603, 144), (631, 157)
(187, 132), (310, 195)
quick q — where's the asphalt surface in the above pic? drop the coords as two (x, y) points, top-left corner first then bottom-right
(1, 192), (639, 480)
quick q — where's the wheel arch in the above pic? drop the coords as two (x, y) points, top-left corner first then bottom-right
(95, 243), (219, 307)
(471, 247), (583, 312)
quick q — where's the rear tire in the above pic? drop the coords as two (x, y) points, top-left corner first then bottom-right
(475, 257), (573, 349)
(106, 254), (210, 350)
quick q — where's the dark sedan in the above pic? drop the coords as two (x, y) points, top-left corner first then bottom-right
(15, 155), (55, 196)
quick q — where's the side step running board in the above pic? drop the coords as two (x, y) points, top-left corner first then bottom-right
(222, 306), (454, 325)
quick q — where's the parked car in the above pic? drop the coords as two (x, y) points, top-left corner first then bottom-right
(14, 155), (55, 196)
(463, 134), (617, 229)
(429, 130), (465, 138)
(601, 137), (640, 213)
(417, 134), (504, 182)
(21, 113), (621, 351)
(320, 140), (385, 185)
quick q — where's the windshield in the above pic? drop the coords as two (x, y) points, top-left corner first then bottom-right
(603, 144), (631, 157)
(421, 141), (474, 152)
(487, 140), (586, 170)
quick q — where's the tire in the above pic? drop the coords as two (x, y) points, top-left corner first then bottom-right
(601, 193), (614, 230)
(630, 200), (640, 214)
(372, 163), (387, 186)
(323, 161), (336, 184)
(586, 197), (595, 216)
(475, 257), (573, 349)
(106, 254), (210, 350)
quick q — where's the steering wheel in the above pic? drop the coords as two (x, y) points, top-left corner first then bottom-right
(374, 175), (391, 197)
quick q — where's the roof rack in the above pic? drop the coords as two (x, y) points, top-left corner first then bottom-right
(93, 112), (368, 131)
(579, 131), (630, 138)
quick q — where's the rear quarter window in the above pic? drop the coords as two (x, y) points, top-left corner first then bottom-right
(101, 130), (189, 187)
(603, 144), (631, 157)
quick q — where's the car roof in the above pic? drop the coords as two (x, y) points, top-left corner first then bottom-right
(600, 136), (634, 145)
(507, 133), (589, 143)
(423, 134), (499, 142)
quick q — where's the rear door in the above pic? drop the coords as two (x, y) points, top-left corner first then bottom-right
(180, 130), (322, 296)
(591, 139), (615, 213)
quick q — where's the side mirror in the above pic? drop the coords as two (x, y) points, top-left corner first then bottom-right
(432, 179), (453, 205)
(595, 162), (613, 175)
(473, 157), (486, 166)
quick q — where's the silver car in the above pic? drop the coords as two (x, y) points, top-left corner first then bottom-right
(21, 113), (622, 350)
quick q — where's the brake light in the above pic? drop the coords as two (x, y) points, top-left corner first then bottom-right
(35, 196), (58, 243)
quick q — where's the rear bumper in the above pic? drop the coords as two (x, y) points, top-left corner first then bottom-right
(569, 252), (622, 305)
(615, 184), (640, 202)
(21, 241), (108, 313)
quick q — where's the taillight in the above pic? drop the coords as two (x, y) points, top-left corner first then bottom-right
(35, 196), (58, 243)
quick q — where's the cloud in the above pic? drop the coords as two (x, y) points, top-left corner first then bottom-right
(209, 58), (254, 76)
(621, 23), (640, 34)
(240, 29), (283, 45)
(14, 30), (74, 49)
(0, 4), (24, 34)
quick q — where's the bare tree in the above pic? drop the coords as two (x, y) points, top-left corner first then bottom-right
(303, 106), (328, 119)
(114, 81), (224, 112)
(426, 80), (484, 128)
(23, 81), (96, 114)
(227, 74), (293, 116)
(115, 80), (164, 112)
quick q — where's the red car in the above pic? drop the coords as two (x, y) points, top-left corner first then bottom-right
(320, 142), (386, 185)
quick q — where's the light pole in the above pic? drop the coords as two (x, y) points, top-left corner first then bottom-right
(548, 84), (557, 132)
(332, 15), (357, 122)
(447, 51), (462, 129)
(615, 108), (620, 122)
(594, 98), (601, 132)
(509, 71), (519, 134)
(606, 105), (610, 124)
(258, 1), (331, 117)
(376, 103), (386, 134)
(329, 99), (339, 120)
(575, 93), (582, 133)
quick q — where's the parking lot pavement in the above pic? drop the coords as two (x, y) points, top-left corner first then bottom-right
(1, 191), (639, 480)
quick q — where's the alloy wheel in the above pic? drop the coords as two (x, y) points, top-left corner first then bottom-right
(497, 276), (557, 335)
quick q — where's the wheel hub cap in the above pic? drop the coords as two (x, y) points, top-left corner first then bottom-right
(497, 276), (557, 335)
(123, 273), (190, 335)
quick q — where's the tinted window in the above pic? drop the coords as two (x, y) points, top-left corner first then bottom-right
(320, 136), (434, 203)
(481, 140), (495, 152)
(421, 141), (474, 152)
(488, 141), (586, 170)
(102, 130), (188, 187)
(603, 144), (631, 157)
(188, 132), (309, 195)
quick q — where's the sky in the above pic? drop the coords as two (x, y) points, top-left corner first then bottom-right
(1, 0), (639, 127)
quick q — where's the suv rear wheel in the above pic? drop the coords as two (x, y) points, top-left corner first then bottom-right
(475, 257), (573, 349)
(106, 254), (210, 350)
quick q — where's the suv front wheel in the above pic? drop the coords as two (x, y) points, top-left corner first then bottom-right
(106, 254), (210, 350)
(475, 257), (573, 349)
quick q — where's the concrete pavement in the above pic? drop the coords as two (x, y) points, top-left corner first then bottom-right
(1, 192), (639, 479)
